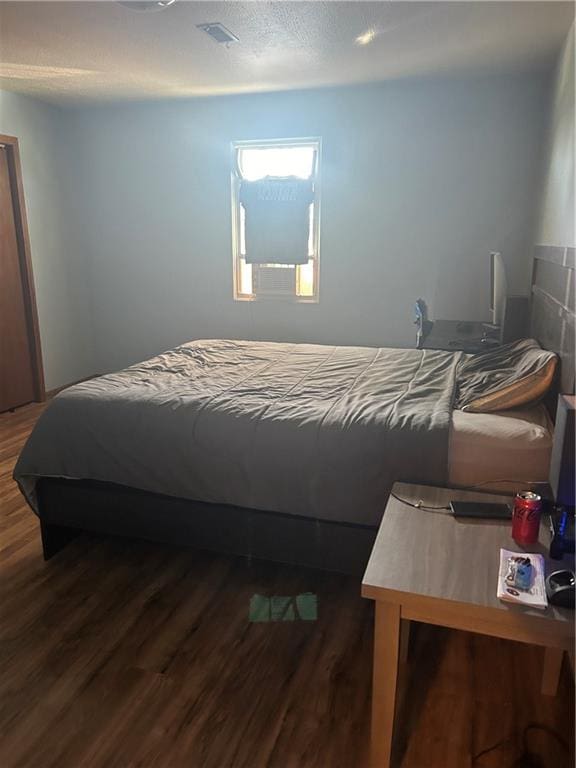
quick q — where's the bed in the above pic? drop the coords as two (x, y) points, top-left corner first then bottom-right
(13, 337), (556, 572)
(15, 340), (459, 568)
(13, 251), (574, 572)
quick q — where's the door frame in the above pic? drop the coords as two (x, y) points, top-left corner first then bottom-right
(0, 134), (45, 402)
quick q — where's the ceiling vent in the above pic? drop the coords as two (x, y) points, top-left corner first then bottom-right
(197, 23), (239, 45)
(118, 1), (177, 11)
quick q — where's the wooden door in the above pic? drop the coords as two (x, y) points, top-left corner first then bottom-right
(0, 137), (43, 412)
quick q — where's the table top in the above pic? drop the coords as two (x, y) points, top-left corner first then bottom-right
(419, 319), (496, 352)
(362, 483), (574, 629)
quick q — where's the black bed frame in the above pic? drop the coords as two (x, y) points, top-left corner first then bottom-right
(36, 249), (575, 572)
(38, 478), (378, 574)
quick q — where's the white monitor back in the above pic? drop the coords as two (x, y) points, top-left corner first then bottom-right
(491, 251), (507, 329)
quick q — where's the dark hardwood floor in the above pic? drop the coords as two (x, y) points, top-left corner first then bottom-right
(0, 402), (573, 768)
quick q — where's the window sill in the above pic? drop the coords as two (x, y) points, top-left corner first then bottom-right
(234, 294), (319, 304)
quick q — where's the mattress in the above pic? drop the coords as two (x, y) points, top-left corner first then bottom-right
(448, 404), (553, 493)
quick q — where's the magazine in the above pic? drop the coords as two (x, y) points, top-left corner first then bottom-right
(497, 548), (548, 610)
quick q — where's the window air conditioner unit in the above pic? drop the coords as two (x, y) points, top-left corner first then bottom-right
(252, 265), (296, 298)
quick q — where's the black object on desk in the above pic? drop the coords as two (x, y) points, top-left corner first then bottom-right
(549, 507), (575, 559)
(450, 500), (512, 520)
(417, 318), (500, 353)
(546, 570), (575, 609)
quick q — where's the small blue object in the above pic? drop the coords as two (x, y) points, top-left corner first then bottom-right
(514, 559), (533, 590)
(506, 556), (533, 591)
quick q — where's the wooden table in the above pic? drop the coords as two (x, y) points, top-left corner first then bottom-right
(361, 482), (574, 768)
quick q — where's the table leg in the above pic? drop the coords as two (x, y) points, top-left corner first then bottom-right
(541, 647), (564, 696)
(371, 601), (402, 768)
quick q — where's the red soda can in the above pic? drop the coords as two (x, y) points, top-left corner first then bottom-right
(511, 491), (542, 545)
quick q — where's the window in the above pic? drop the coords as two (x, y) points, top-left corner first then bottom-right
(231, 138), (321, 302)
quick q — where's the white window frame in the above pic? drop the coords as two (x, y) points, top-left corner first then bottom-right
(231, 137), (322, 303)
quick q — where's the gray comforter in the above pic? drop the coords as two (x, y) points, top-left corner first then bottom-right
(15, 339), (461, 526)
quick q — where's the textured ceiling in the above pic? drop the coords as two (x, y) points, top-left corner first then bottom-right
(0, 1), (573, 104)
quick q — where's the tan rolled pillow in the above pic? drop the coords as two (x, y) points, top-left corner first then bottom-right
(457, 338), (557, 413)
